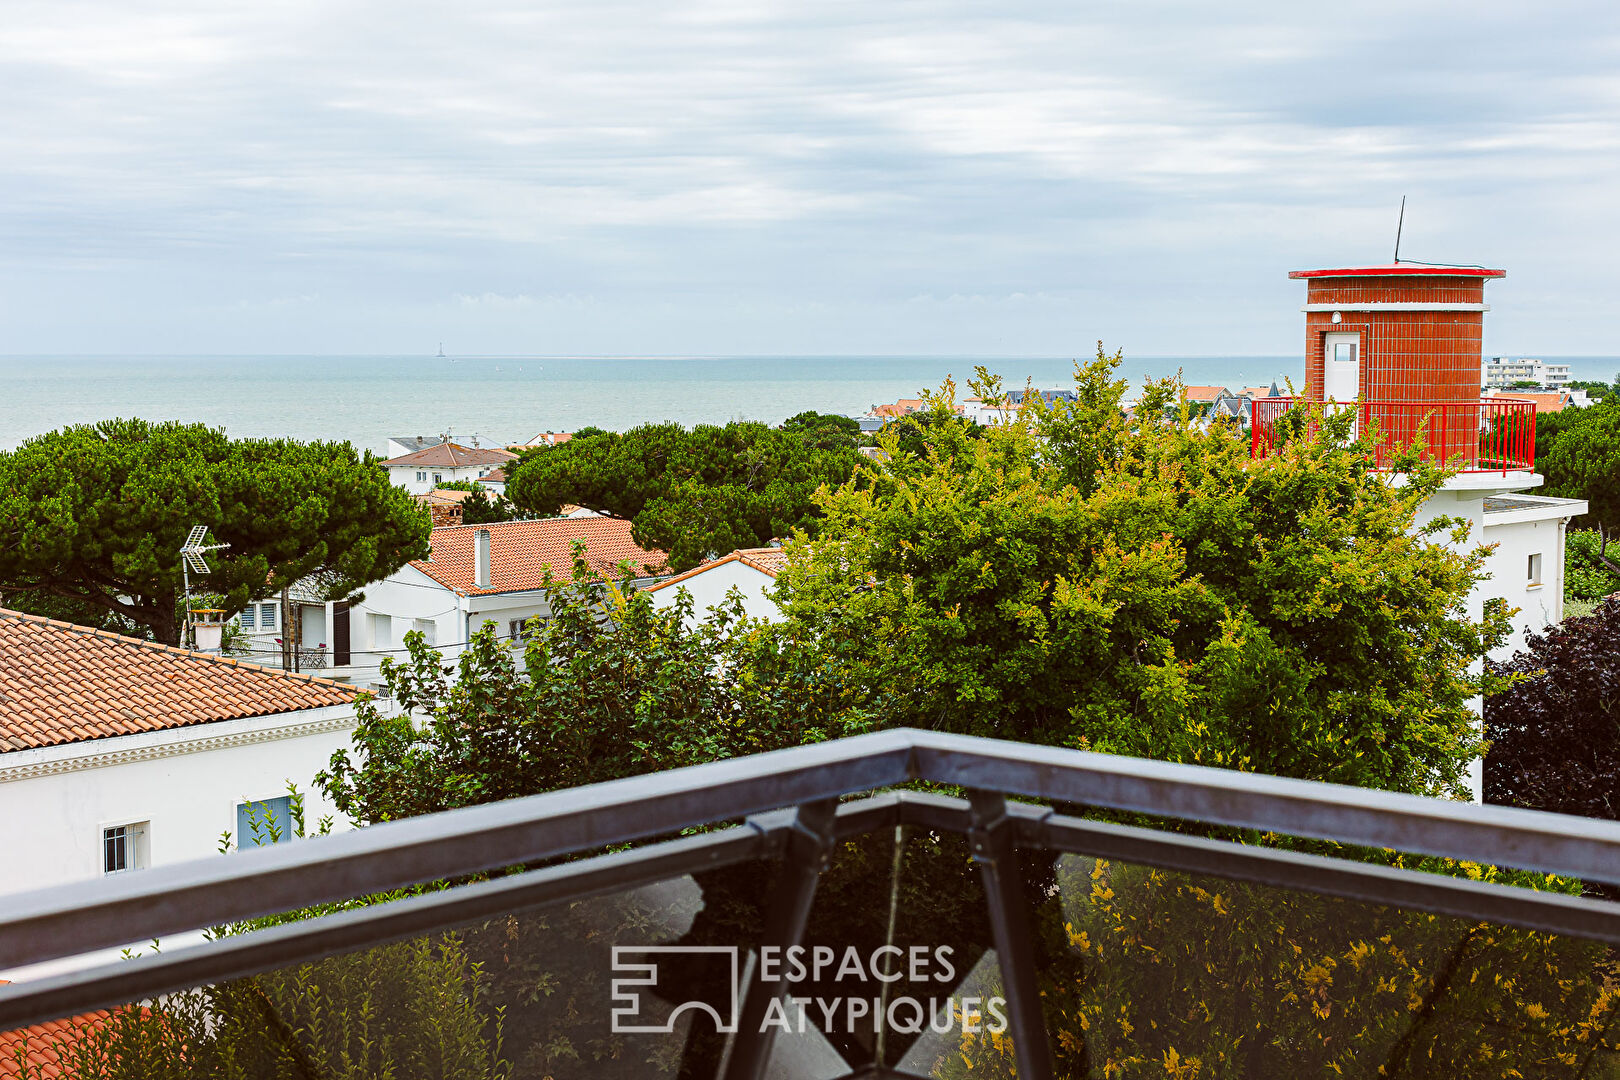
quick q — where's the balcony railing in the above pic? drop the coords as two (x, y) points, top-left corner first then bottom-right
(5, 729), (1620, 1078)
(1252, 396), (1537, 473)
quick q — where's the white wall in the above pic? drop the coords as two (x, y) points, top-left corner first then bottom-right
(384, 463), (500, 495)
(648, 559), (781, 627)
(1481, 512), (1573, 660)
(0, 705), (359, 899)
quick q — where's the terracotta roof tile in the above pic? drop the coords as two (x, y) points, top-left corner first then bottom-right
(644, 547), (787, 593)
(513, 432), (573, 449)
(0, 1008), (116, 1078)
(412, 518), (668, 595)
(1181, 385), (1230, 403)
(1493, 391), (1569, 413)
(0, 610), (357, 754)
(379, 443), (517, 468)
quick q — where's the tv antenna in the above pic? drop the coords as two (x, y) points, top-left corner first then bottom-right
(1393, 196), (1406, 263)
(179, 525), (231, 647)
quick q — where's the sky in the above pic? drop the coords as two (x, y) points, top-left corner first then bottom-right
(2, 1), (1618, 357)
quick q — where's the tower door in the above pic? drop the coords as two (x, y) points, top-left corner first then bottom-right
(1323, 332), (1360, 401)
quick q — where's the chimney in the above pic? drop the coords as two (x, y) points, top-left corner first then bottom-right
(474, 528), (491, 589)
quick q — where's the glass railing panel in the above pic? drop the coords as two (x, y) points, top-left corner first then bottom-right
(1027, 848), (1620, 1079)
(886, 828), (1017, 1080)
(0, 860), (783, 1080)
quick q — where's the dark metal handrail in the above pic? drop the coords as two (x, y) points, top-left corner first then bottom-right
(5, 727), (1620, 1080)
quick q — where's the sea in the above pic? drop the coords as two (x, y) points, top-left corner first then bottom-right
(0, 354), (1613, 455)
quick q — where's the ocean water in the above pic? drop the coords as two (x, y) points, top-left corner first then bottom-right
(0, 354), (1611, 455)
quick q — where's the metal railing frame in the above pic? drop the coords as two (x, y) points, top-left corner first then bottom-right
(7, 727), (1620, 1079)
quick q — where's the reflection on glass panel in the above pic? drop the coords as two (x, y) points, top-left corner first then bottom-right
(1031, 853), (1620, 1079)
(0, 865), (778, 1080)
(890, 829), (1018, 1080)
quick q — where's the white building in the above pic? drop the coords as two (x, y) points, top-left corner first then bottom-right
(1482, 357), (1572, 388)
(376, 442), (517, 495)
(646, 547), (788, 625)
(0, 610), (362, 903)
(253, 518), (668, 688)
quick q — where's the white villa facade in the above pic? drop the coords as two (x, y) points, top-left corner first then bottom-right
(377, 442), (517, 496)
(646, 547), (788, 625)
(0, 611), (363, 903)
(230, 518), (669, 689)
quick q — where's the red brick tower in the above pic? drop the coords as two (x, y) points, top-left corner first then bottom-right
(1282, 264), (1518, 468)
(1289, 264), (1504, 404)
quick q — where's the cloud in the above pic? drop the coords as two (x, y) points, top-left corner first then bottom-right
(0, 0), (1617, 354)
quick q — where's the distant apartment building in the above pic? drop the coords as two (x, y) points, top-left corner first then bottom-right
(1482, 356), (1571, 388)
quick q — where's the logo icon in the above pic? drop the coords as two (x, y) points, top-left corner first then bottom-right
(610, 946), (742, 1034)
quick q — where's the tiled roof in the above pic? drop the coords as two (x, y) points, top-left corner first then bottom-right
(1181, 386), (1230, 403)
(411, 518), (668, 595)
(645, 547), (787, 593)
(516, 432), (573, 448)
(415, 489), (475, 505)
(483, 467), (508, 484)
(1492, 392), (1568, 413)
(379, 443), (517, 468)
(739, 547), (789, 576)
(0, 1008), (117, 1079)
(0, 610), (357, 753)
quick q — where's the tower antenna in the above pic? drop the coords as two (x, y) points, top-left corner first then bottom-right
(1393, 196), (1406, 264)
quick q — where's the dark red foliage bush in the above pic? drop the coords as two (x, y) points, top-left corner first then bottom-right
(1485, 596), (1620, 821)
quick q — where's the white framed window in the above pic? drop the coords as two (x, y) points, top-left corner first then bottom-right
(433, 473), (443, 483)
(370, 612), (391, 650)
(260, 602), (279, 629)
(103, 822), (149, 874)
(236, 796), (294, 848)
(412, 618), (438, 646)
(239, 605), (256, 630)
(509, 615), (548, 641)
(416, 471), (427, 482)
(1528, 552), (1543, 587)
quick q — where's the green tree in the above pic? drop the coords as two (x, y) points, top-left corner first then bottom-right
(1542, 399), (1620, 575)
(503, 418), (862, 570)
(0, 419), (430, 644)
(772, 349), (1506, 797)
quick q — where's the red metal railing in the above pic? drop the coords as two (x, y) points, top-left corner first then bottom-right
(1250, 397), (1536, 473)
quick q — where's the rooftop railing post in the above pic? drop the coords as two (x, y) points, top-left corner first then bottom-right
(722, 798), (838, 1080)
(968, 790), (1055, 1080)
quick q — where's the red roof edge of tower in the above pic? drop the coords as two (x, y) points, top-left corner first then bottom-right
(1288, 265), (1505, 279)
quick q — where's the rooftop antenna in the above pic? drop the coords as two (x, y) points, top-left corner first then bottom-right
(179, 525), (231, 648)
(1393, 195), (1406, 264)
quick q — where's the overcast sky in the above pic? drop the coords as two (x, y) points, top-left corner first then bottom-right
(1, 0), (1617, 357)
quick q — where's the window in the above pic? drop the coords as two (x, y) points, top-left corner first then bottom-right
(412, 618), (438, 646)
(103, 822), (148, 874)
(1528, 552), (1543, 587)
(509, 616), (547, 641)
(416, 470), (427, 482)
(433, 473), (443, 483)
(236, 796), (294, 848)
(239, 606), (256, 630)
(259, 602), (279, 629)
(370, 612), (391, 650)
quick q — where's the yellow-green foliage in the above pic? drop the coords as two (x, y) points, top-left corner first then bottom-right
(775, 348), (1509, 798)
